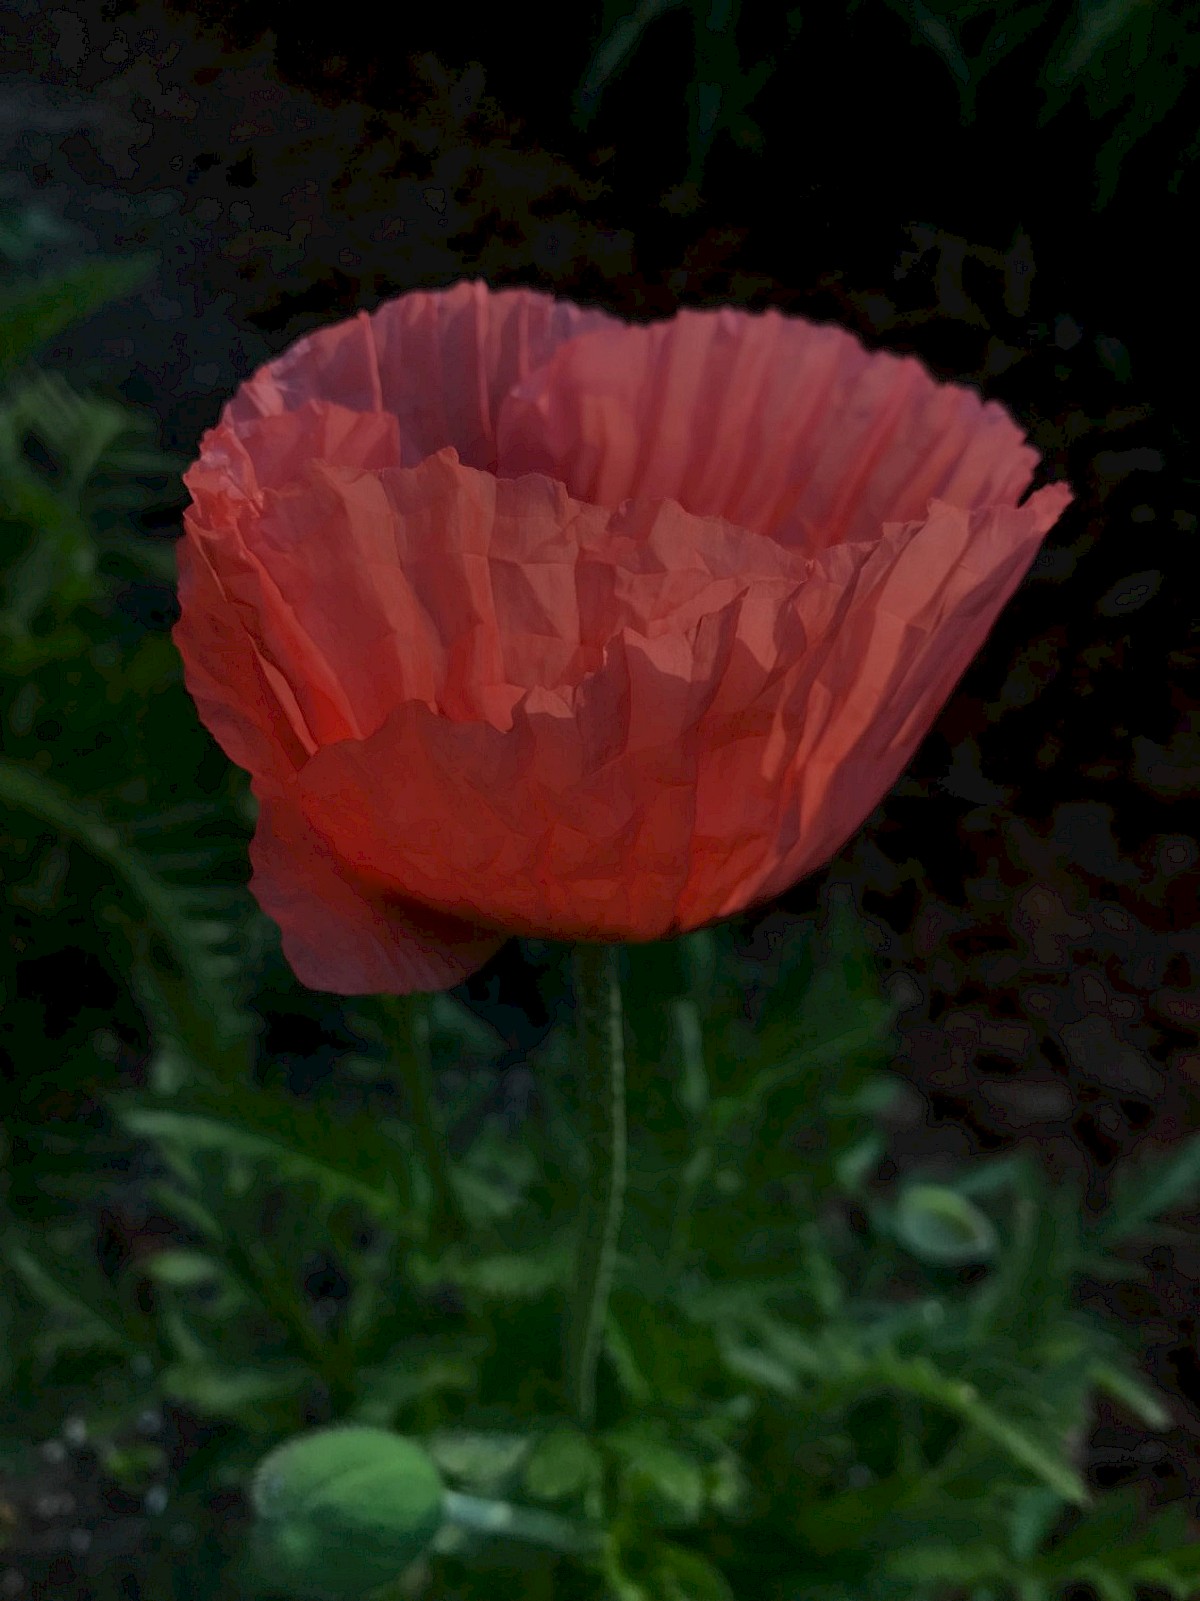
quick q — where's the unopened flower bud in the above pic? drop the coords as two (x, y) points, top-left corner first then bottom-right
(248, 1426), (444, 1599)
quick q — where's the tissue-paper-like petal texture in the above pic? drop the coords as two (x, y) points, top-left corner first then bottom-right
(174, 280), (1072, 993)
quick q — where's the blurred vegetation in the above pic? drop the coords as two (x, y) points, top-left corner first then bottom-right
(573, 0), (1200, 209)
(2, 215), (1200, 1601)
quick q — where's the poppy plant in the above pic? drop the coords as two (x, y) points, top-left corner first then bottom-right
(174, 280), (1072, 997)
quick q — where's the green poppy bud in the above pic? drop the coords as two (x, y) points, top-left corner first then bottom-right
(247, 1426), (445, 1599)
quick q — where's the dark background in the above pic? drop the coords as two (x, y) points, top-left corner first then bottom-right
(2, 0), (1198, 1540)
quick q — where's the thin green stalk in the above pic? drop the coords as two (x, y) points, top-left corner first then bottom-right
(383, 995), (462, 1244)
(565, 943), (627, 1429)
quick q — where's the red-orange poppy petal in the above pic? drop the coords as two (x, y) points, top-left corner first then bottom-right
(224, 282), (619, 471)
(277, 452), (810, 945)
(173, 514), (312, 790)
(679, 483), (1075, 926)
(176, 401), (409, 770)
(496, 305), (1039, 549)
(277, 461), (1068, 952)
(249, 788), (505, 994)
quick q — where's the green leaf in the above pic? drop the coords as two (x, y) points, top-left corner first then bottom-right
(671, 997), (709, 1122)
(656, 1543), (737, 1601)
(3, 370), (144, 494)
(0, 255), (157, 371)
(605, 1306), (654, 1405)
(794, 1470), (926, 1558)
(1087, 1358), (1172, 1430)
(887, 1540), (1011, 1586)
(606, 1424), (706, 1526)
(140, 1248), (228, 1290)
(115, 1083), (417, 1226)
(410, 1241), (572, 1299)
(350, 1352), (479, 1428)
(893, 1182), (999, 1265)
(4, 1237), (141, 1357)
(1091, 1131), (1200, 1249)
(162, 1361), (311, 1428)
(0, 757), (254, 1081)
(871, 1353), (1088, 1505)
(1008, 1484), (1068, 1562)
(101, 1441), (169, 1491)
(834, 1130), (885, 1198)
(717, 1338), (799, 1397)
(524, 1428), (603, 1501)
(573, 0), (689, 128)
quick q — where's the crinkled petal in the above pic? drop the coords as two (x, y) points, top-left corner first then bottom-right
(184, 447), (813, 750)
(174, 402), (407, 771)
(680, 481), (1075, 925)
(496, 305), (1040, 550)
(281, 459), (812, 945)
(289, 621), (717, 943)
(173, 519), (314, 789)
(223, 282), (619, 470)
(250, 788), (504, 994)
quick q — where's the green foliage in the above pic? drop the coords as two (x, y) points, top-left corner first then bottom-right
(0, 232), (260, 1131)
(0, 255), (156, 375)
(573, 0), (1199, 207)
(2, 213), (1199, 1601)
(869, 0), (1200, 206)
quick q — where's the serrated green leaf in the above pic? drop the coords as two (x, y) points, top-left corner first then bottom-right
(4, 1235), (148, 1358)
(115, 1084), (416, 1226)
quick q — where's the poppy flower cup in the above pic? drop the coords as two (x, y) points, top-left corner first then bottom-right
(173, 282), (1072, 995)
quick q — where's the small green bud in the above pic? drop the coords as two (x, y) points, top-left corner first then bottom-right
(248, 1426), (445, 1599)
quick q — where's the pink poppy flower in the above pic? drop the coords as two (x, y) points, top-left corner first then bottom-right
(173, 281), (1072, 994)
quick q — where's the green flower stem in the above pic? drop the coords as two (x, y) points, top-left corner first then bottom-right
(441, 1490), (605, 1557)
(565, 943), (627, 1429)
(383, 995), (462, 1243)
